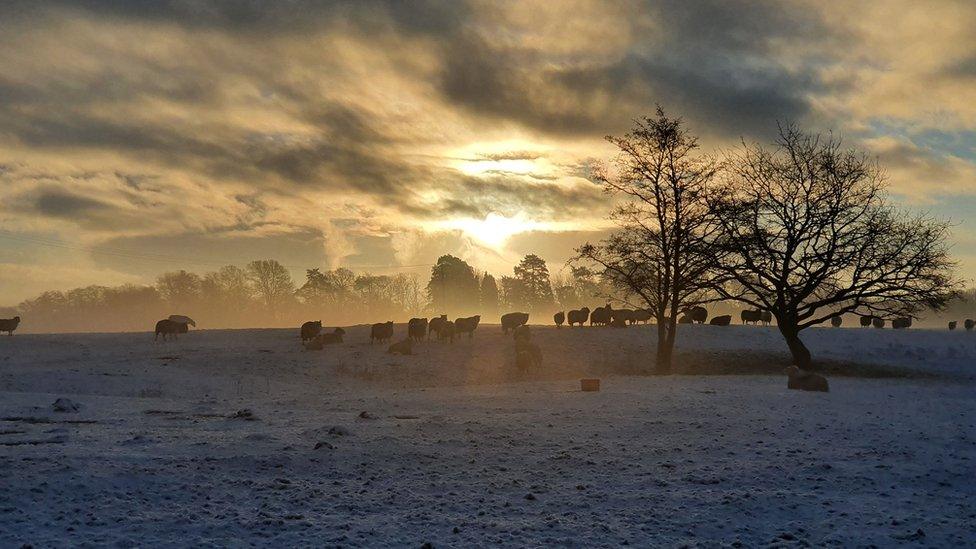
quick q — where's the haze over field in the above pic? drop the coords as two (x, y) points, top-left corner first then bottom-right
(2, 1), (976, 304)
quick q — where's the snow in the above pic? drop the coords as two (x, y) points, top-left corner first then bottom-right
(1, 324), (975, 546)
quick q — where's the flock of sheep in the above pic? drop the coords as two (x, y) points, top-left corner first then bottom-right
(549, 305), (769, 328)
(298, 312), (543, 370)
(1, 307), (973, 341)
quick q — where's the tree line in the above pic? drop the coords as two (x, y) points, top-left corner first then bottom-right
(2, 255), (609, 334)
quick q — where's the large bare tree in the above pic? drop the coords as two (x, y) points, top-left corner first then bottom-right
(576, 108), (719, 374)
(710, 124), (959, 368)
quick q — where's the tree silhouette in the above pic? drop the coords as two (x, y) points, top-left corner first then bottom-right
(569, 266), (608, 305)
(156, 270), (203, 314)
(246, 259), (295, 319)
(513, 254), (555, 313)
(575, 108), (719, 373)
(499, 275), (526, 312)
(480, 273), (499, 317)
(426, 255), (479, 316)
(297, 267), (356, 314)
(710, 124), (959, 368)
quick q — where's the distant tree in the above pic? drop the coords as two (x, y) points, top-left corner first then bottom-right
(201, 266), (253, 326)
(575, 108), (719, 374)
(156, 270), (203, 313)
(103, 284), (166, 328)
(942, 287), (976, 321)
(710, 124), (959, 369)
(553, 284), (579, 311)
(18, 284), (164, 333)
(480, 273), (499, 316)
(354, 274), (397, 318)
(387, 273), (424, 318)
(246, 259), (295, 319)
(297, 267), (356, 318)
(499, 275), (527, 312)
(569, 266), (608, 305)
(426, 255), (479, 316)
(513, 254), (555, 313)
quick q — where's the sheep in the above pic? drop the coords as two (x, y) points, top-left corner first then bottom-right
(501, 312), (529, 334)
(553, 311), (565, 327)
(515, 339), (542, 371)
(455, 315), (481, 338)
(301, 320), (322, 342)
(708, 314), (732, 326)
(303, 336), (324, 351)
(387, 338), (413, 355)
(948, 321), (957, 331)
(632, 309), (653, 324)
(610, 316), (628, 328)
(784, 365), (829, 392)
(154, 319), (183, 341)
(891, 317), (912, 330)
(965, 319), (974, 331)
(872, 317), (885, 329)
(306, 329), (344, 348)
(0, 316), (21, 335)
(408, 318), (428, 342)
(320, 327), (345, 345)
(370, 321), (394, 344)
(438, 320), (456, 343)
(428, 315), (448, 340)
(168, 315), (196, 327)
(740, 310), (762, 325)
(687, 306), (707, 324)
(859, 315), (873, 327)
(513, 326), (541, 370)
(760, 310), (772, 326)
(589, 305), (612, 326)
(830, 315), (842, 328)
(567, 307), (590, 326)
(611, 309), (636, 326)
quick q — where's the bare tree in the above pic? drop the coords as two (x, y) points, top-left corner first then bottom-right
(246, 259), (295, 320)
(575, 108), (719, 374)
(710, 124), (959, 368)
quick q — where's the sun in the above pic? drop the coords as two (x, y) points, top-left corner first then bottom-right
(443, 213), (541, 249)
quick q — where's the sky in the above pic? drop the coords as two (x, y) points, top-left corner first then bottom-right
(1, 0), (976, 303)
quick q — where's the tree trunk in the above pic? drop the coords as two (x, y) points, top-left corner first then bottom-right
(779, 323), (813, 370)
(655, 316), (675, 375)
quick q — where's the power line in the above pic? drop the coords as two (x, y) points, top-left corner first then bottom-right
(0, 230), (434, 271)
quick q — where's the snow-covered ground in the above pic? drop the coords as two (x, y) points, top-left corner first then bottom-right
(1, 324), (975, 546)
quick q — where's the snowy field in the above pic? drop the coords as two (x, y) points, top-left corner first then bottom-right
(1, 324), (975, 546)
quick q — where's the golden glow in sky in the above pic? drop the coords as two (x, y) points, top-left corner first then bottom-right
(438, 213), (542, 249)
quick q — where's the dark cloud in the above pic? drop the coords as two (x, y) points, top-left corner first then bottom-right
(0, 0), (469, 35)
(945, 55), (976, 78)
(92, 227), (329, 278)
(32, 191), (112, 218)
(434, 1), (835, 139)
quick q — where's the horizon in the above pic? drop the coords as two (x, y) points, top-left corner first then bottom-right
(2, 1), (976, 303)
